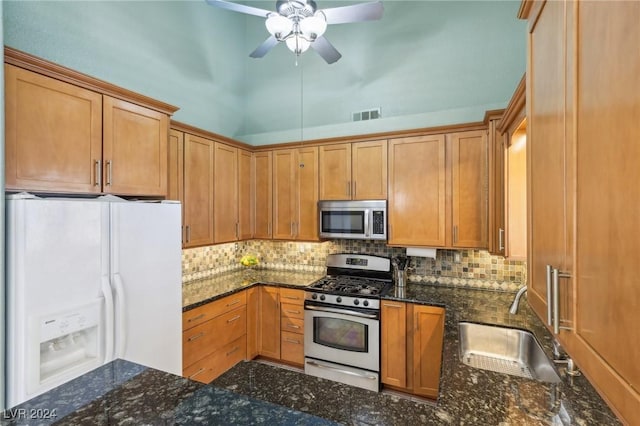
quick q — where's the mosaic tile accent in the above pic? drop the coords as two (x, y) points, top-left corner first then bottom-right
(183, 240), (527, 292)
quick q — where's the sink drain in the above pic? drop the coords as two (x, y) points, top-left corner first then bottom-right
(463, 352), (534, 379)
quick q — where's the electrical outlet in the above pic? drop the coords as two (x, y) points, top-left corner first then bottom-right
(453, 252), (461, 263)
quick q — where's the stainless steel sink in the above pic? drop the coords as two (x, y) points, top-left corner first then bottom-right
(458, 322), (561, 383)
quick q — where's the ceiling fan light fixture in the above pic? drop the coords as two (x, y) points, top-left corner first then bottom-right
(299, 12), (327, 41)
(266, 13), (293, 40)
(285, 35), (311, 54)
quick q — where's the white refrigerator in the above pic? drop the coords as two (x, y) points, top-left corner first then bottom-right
(5, 193), (182, 408)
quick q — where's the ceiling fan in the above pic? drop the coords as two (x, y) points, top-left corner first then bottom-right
(205, 0), (384, 64)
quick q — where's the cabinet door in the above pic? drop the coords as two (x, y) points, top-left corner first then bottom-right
(238, 149), (253, 240)
(296, 147), (319, 241)
(319, 143), (351, 200)
(488, 120), (505, 255)
(5, 64), (102, 193)
(527, 0), (571, 328)
(352, 140), (387, 200)
(214, 143), (239, 243)
(412, 305), (445, 399)
(381, 301), (407, 388)
(167, 129), (184, 203)
(103, 96), (168, 196)
(183, 134), (215, 247)
(273, 150), (296, 240)
(574, 0), (640, 410)
(259, 286), (281, 359)
(253, 151), (273, 239)
(450, 130), (488, 248)
(388, 135), (446, 246)
(246, 287), (260, 360)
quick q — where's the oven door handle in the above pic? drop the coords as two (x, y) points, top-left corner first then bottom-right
(306, 360), (378, 380)
(305, 304), (378, 320)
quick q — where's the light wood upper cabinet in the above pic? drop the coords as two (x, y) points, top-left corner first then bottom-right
(319, 140), (387, 200)
(449, 130), (488, 248)
(5, 64), (103, 193)
(102, 96), (168, 196)
(183, 134), (215, 247)
(488, 118), (506, 256)
(238, 149), (253, 240)
(253, 151), (273, 239)
(273, 147), (319, 241)
(214, 143), (238, 243)
(388, 135), (446, 246)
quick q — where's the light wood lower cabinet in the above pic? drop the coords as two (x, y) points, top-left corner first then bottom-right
(258, 286), (281, 359)
(279, 288), (305, 366)
(381, 301), (445, 399)
(182, 291), (248, 383)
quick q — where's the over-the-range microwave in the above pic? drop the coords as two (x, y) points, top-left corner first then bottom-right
(318, 200), (387, 240)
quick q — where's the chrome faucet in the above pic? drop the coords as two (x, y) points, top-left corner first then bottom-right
(509, 285), (528, 314)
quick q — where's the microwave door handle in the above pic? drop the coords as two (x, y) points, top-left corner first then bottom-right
(364, 210), (370, 237)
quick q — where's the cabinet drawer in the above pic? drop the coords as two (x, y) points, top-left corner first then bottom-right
(281, 303), (304, 320)
(183, 291), (247, 331)
(279, 288), (305, 306)
(183, 305), (247, 368)
(183, 335), (247, 384)
(281, 331), (304, 365)
(281, 317), (304, 334)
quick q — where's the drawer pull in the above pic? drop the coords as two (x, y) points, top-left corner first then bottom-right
(285, 310), (301, 315)
(285, 323), (300, 329)
(188, 368), (206, 379)
(382, 303), (403, 308)
(285, 338), (301, 345)
(283, 295), (300, 300)
(227, 315), (241, 323)
(188, 313), (205, 323)
(226, 346), (240, 356)
(188, 332), (205, 342)
(226, 300), (241, 307)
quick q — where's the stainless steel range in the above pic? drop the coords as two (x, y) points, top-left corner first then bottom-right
(304, 253), (393, 392)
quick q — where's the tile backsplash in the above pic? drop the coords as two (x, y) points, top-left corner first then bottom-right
(182, 240), (526, 292)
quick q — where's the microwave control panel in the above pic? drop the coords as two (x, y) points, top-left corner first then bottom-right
(372, 211), (385, 235)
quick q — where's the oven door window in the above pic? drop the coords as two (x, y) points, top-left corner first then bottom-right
(321, 211), (365, 234)
(313, 316), (368, 352)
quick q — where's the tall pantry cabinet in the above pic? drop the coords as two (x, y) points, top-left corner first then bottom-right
(523, 1), (640, 422)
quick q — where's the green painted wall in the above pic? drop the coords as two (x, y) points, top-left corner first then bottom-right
(3, 1), (526, 145)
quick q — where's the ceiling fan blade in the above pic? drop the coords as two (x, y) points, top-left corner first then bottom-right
(311, 36), (342, 64)
(205, 0), (271, 18)
(321, 1), (383, 25)
(249, 35), (279, 58)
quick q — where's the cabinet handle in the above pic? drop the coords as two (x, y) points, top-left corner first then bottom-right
(235, 223), (239, 239)
(105, 160), (112, 186)
(188, 313), (205, 323)
(226, 315), (241, 323)
(283, 295), (300, 300)
(285, 338), (301, 345)
(453, 225), (458, 244)
(285, 323), (300, 329)
(226, 346), (240, 357)
(94, 160), (102, 187)
(353, 181), (356, 198)
(291, 222), (294, 237)
(545, 265), (553, 326)
(186, 225), (191, 243)
(285, 310), (301, 315)
(188, 332), (204, 342)
(226, 299), (241, 307)
(499, 228), (505, 251)
(382, 303), (403, 308)
(552, 268), (572, 334)
(347, 181), (351, 197)
(188, 368), (206, 380)
(268, 222), (272, 237)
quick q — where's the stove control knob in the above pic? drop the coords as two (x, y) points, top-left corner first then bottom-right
(336, 297), (342, 303)
(312, 293), (318, 300)
(320, 294), (326, 301)
(353, 299), (360, 306)
(363, 300), (369, 307)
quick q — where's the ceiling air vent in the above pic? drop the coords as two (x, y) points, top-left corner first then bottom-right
(352, 108), (381, 122)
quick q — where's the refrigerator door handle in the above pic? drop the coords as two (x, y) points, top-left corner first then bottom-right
(101, 276), (115, 363)
(113, 273), (127, 359)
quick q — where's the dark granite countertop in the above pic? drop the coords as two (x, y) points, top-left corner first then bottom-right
(0, 359), (336, 426)
(182, 269), (325, 311)
(381, 282), (621, 425)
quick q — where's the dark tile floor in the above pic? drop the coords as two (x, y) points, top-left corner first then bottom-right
(212, 361), (441, 425)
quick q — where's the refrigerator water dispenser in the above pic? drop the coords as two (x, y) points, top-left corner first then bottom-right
(30, 300), (103, 391)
